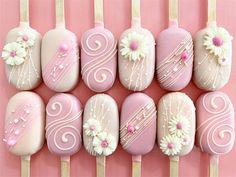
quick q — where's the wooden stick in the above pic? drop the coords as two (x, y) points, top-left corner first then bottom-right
(56, 0), (65, 25)
(20, 0), (29, 22)
(61, 156), (70, 177)
(208, 0), (216, 23)
(94, 0), (104, 23)
(132, 155), (142, 177)
(209, 155), (219, 177)
(132, 0), (141, 26)
(21, 155), (30, 177)
(96, 156), (106, 177)
(169, 0), (178, 21)
(169, 156), (179, 177)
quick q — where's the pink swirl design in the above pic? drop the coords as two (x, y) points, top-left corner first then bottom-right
(3, 102), (39, 149)
(120, 102), (156, 149)
(46, 95), (82, 155)
(157, 34), (193, 89)
(197, 93), (235, 155)
(43, 39), (78, 90)
(81, 27), (117, 92)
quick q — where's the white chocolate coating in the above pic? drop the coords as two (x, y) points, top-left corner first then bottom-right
(3, 23), (42, 90)
(3, 92), (45, 156)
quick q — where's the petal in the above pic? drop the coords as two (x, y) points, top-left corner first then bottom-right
(94, 146), (103, 155)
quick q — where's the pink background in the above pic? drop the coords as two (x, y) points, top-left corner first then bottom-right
(0, 0), (236, 177)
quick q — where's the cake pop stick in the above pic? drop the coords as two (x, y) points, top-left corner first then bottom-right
(196, 92), (235, 177)
(1, 0), (42, 90)
(3, 92), (45, 177)
(46, 94), (83, 177)
(120, 93), (157, 177)
(83, 94), (119, 177)
(193, 0), (232, 91)
(156, 0), (193, 91)
(42, 0), (79, 92)
(157, 92), (196, 177)
(118, 0), (155, 91)
(81, 0), (117, 93)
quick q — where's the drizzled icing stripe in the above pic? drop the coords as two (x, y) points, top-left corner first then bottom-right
(81, 31), (117, 91)
(8, 48), (40, 89)
(197, 93), (235, 154)
(3, 101), (40, 149)
(157, 34), (193, 89)
(43, 39), (79, 90)
(120, 103), (156, 149)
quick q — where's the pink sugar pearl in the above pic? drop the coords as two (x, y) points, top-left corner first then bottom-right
(181, 51), (188, 61)
(59, 43), (69, 52)
(127, 125), (135, 133)
(167, 143), (174, 149)
(101, 140), (109, 148)
(212, 37), (223, 47)
(130, 41), (138, 51)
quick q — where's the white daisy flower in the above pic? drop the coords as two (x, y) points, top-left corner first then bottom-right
(92, 132), (116, 156)
(160, 135), (182, 156)
(168, 115), (190, 138)
(83, 118), (101, 137)
(120, 31), (149, 61)
(203, 27), (232, 59)
(1, 42), (26, 66)
(17, 30), (36, 48)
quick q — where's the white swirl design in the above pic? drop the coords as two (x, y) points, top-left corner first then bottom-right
(81, 29), (117, 91)
(197, 93), (235, 155)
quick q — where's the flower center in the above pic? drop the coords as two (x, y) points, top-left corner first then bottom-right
(89, 125), (96, 131)
(181, 51), (188, 61)
(22, 35), (29, 41)
(10, 51), (17, 57)
(127, 125), (135, 133)
(130, 41), (138, 51)
(167, 143), (174, 149)
(101, 140), (109, 148)
(212, 37), (223, 47)
(176, 122), (183, 129)
(59, 43), (69, 52)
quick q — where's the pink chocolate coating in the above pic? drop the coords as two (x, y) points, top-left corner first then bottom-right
(156, 23), (193, 91)
(120, 93), (156, 155)
(46, 94), (82, 157)
(196, 91), (235, 155)
(81, 23), (117, 92)
(3, 92), (45, 156)
(42, 27), (79, 92)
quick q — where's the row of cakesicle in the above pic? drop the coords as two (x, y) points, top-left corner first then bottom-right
(3, 91), (235, 177)
(1, 0), (233, 93)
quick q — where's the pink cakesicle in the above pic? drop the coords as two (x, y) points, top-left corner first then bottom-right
(41, 0), (79, 92)
(46, 93), (82, 177)
(83, 94), (119, 177)
(193, 0), (232, 91)
(156, 0), (193, 91)
(120, 93), (157, 177)
(3, 91), (45, 176)
(1, 0), (42, 90)
(81, 0), (117, 92)
(157, 92), (196, 177)
(118, 0), (155, 91)
(196, 91), (235, 176)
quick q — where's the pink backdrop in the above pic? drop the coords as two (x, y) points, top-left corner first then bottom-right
(0, 0), (236, 177)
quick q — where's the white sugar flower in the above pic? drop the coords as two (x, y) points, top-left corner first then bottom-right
(160, 135), (182, 156)
(1, 42), (26, 66)
(17, 30), (36, 48)
(92, 132), (116, 156)
(168, 115), (190, 138)
(120, 31), (149, 61)
(83, 118), (101, 137)
(204, 27), (232, 59)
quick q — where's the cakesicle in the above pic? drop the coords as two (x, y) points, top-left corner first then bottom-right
(46, 93), (82, 177)
(83, 94), (119, 177)
(118, 0), (155, 91)
(120, 93), (156, 177)
(3, 91), (45, 177)
(42, 0), (79, 92)
(1, 0), (41, 90)
(81, 0), (117, 92)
